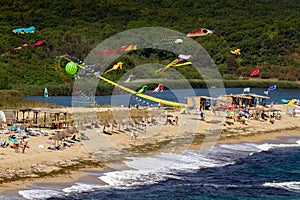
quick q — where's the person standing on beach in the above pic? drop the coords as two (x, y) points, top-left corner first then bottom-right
(175, 116), (178, 125)
(20, 137), (29, 153)
(130, 131), (137, 139)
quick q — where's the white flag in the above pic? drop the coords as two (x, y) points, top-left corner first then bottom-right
(243, 87), (250, 93)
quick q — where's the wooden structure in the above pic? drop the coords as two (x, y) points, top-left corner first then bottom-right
(246, 94), (270, 106)
(2, 109), (17, 125)
(218, 93), (269, 107)
(186, 96), (219, 110)
(3, 108), (73, 129)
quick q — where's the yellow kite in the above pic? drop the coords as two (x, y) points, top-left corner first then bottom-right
(104, 62), (123, 74)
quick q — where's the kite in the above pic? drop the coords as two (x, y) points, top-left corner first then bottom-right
(99, 76), (186, 107)
(104, 62), (123, 74)
(153, 38), (184, 47)
(155, 54), (192, 74)
(44, 87), (49, 98)
(100, 45), (137, 54)
(56, 55), (187, 107)
(116, 75), (135, 94)
(174, 39), (183, 44)
(178, 54), (192, 60)
(281, 99), (300, 104)
(249, 68), (259, 77)
(65, 62), (78, 75)
(187, 28), (214, 37)
(284, 99), (296, 107)
(264, 84), (277, 95)
(137, 85), (148, 94)
(123, 75), (134, 84)
(7, 40), (46, 53)
(146, 84), (164, 95)
(32, 40), (46, 47)
(13, 26), (35, 34)
(231, 48), (241, 55)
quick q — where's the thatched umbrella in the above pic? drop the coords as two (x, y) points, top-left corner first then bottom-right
(56, 131), (66, 140)
(99, 120), (109, 127)
(63, 129), (72, 138)
(48, 134), (61, 147)
(67, 126), (77, 134)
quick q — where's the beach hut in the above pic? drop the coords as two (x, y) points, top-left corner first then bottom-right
(186, 96), (219, 110)
(218, 93), (269, 108)
(2, 110), (17, 125)
(217, 94), (252, 108)
(245, 94), (270, 107)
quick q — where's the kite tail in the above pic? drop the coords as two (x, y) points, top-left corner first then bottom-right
(54, 57), (73, 87)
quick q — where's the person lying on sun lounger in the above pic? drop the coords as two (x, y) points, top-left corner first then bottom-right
(103, 126), (112, 135)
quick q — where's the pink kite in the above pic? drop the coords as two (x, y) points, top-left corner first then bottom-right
(33, 40), (46, 47)
(146, 84), (164, 95)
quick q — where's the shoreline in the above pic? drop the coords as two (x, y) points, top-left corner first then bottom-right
(1, 126), (299, 196)
(0, 105), (300, 196)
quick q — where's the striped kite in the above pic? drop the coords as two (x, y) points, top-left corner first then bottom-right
(100, 45), (137, 54)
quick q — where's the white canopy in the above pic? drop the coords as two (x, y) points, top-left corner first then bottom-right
(0, 111), (6, 122)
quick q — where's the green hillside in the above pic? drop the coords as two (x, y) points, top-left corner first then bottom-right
(0, 0), (299, 95)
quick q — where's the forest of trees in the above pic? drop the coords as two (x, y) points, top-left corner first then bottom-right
(0, 0), (299, 95)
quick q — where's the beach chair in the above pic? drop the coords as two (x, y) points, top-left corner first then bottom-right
(1, 139), (9, 147)
(70, 135), (81, 142)
(80, 133), (89, 140)
(8, 124), (17, 131)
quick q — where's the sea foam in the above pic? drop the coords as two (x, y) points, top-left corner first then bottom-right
(263, 181), (300, 192)
(18, 189), (63, 200)
(16, 139), (300, 199)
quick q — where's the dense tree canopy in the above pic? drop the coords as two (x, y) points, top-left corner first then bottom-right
(0, 0), (299, 95)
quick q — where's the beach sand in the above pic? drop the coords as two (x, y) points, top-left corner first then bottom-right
(0, 104), (299, 194)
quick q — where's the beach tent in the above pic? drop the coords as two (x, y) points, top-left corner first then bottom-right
(286, 105), (300, 117)
(0, 111), (6, 122)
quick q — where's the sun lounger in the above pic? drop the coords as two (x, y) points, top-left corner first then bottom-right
(70, 135), (80, 142)
(80, 133), (89, 140)
(1, 139), (9, 147)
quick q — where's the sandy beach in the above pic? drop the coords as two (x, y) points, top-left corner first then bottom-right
(0, 104), (299, 195)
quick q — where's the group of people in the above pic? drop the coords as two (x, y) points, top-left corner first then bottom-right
(8, 135), (29, 153)
(166, 115), (179, 125)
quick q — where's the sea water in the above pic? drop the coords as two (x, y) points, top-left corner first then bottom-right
(2, 136), (300, 200)
(26, 88), (300, 107)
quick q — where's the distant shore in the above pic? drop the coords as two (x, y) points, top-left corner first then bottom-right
(1, 79), (299, 98)
(0, 104), (299, 195)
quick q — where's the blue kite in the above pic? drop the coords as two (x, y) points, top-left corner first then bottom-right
(264, 84), (277, 95)
(13, 26), (35, 34)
